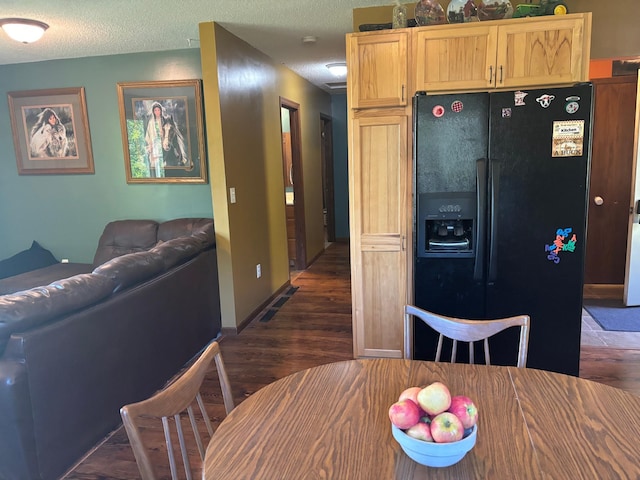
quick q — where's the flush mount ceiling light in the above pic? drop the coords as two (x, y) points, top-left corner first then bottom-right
(327, 63), (347, 76)
(0, 18), (49, 44)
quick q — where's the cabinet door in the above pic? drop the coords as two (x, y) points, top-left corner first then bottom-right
(348, 32), (409, 109)
(496, 17), (587, 88)
(414, 25), (497, 92)
(349, 113), (408, 358)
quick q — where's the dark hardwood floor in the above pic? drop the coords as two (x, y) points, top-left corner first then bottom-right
(63, 242), (640, 479)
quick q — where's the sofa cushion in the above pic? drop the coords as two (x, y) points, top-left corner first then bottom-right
(0, 241), (58, 280)
(92, 220), (159, 268)
(157, 218), (213, 242)
(92, 250), (166, 293)
(150, 236), (204, 270)
(0, 273), (116, 355)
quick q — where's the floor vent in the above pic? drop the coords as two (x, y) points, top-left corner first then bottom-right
(259, 286), (299, 322)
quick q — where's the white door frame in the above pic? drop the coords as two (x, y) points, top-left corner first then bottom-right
(624, 72), (640, 306)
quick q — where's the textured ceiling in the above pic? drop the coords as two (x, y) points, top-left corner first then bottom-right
(0, 0), (393, 93)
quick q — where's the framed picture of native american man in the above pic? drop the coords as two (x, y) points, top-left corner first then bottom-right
(7, 87), (95, 175)
(116, 79), (207, 184)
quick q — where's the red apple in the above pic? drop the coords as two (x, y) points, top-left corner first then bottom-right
(448, 395), (478, 429)
(416, 382), (451, 415)
(430, 412), (464, 443)
(389, 399), (421, 429)
(398, 386), (422, 404)
(405, 421), (434, 442)
(399, 386), (429, 418)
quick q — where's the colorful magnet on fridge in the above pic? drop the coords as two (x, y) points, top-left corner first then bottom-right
(432, 105), (445, 117)
(565, 101), (579, 114)
(502, 108), (512, 118)
(514, 91), (528, 106)
(451, 100), (463, 113)
(536, 94), (555, 108)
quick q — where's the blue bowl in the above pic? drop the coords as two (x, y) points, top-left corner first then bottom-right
(391, 423), (477, 467)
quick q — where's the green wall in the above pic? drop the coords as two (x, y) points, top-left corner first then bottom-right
(0, 49), (213, 263)
(331, 94), (350, 240)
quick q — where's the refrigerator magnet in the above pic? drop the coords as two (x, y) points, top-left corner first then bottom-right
(432, 105), (445, 118)
(565, 96), (580, 114)
(552, 120), (585, 157)
(451, 100), (463, 113)
(514, 91), (528, 106)
(502, 108), (512, 118)
(545, 228), (577, 264)
(536, 94), (555, 108)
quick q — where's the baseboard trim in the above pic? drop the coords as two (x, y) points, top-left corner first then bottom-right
(583, 284), (623, 300)
(220, 281), (292, 336)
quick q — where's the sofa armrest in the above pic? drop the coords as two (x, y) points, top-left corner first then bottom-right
(0, 359), (40, 480)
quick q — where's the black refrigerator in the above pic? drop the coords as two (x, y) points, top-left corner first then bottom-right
(413, 84), (593, 376)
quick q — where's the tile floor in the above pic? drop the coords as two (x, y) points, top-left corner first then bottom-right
(581, 308), (640, 349)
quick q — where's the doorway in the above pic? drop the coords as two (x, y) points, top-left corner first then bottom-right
(320, 114), (336, 244)
(280, 98), (307, 271)
(584, 76), (637, 289)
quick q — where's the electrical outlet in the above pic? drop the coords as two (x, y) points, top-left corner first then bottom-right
(256, 264), (262, 278)
(61, 258), (69, 264)
(229, 187), (236, 204)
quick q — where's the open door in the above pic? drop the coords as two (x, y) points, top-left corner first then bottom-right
(624, 73), (640, 306)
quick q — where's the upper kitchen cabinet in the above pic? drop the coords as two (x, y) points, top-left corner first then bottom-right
(414, 24), (497, 91)
(347, 30), (409, 109)
(414, 13), (591, 93)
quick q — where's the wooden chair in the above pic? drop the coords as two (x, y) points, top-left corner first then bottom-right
(404, 305), (530, 368)
(120, 341), (234, 480)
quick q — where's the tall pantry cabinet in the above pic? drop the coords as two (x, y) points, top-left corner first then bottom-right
(347, 30), (412, 358)
(347, 13), (591, 359)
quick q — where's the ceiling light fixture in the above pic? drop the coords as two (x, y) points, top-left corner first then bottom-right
(327, 63), (347, 76)
(0, 18), (49, 44)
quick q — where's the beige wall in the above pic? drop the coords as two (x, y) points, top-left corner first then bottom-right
(199, 23), (331, 329)
(564, 0), (640, 59)
(353, 1), (640, 60)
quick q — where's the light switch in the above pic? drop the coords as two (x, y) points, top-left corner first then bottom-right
(230, 187), (236, 204)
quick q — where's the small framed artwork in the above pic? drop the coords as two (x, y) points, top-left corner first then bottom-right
(116, 79), (207, 184)
(7, 87), (95, 175)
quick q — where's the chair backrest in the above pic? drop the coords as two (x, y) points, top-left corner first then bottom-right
(404, 305), (530, 368)
(120, 341), (234, 480)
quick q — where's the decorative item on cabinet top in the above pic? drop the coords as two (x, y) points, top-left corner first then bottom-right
(415, 0), (446, 26)
(447, 0), (479, 23)
(393, 0), (409, 28)
(477, 0), (513, 21)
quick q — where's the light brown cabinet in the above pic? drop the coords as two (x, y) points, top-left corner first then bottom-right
(348, 31), (409, 109)
(348, 111), (409, 358)
(414, 13), (591, 92)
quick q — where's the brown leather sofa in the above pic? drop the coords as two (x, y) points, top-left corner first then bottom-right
(0, 218), (222, 480)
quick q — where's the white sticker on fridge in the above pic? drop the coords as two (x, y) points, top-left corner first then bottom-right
(552, 120), (585, 157)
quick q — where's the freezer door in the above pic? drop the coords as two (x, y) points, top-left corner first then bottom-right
(413, 92), (490, 360)
(486, 85), (593, 376)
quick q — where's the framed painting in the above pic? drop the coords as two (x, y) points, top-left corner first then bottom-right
(7, 87), (95, 175)
(116, 79), (207, 184)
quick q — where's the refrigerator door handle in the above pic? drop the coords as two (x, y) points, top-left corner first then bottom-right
(488, 161), (500, 283)
(474, 158), (488, 281)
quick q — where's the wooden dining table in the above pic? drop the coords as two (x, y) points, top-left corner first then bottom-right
(203, 359), (640, 479)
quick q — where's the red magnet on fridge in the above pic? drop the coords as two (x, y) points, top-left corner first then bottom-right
(451, 100), (463, 113)
(432, 105), (445, 118)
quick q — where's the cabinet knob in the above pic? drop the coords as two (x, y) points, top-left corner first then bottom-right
(594, 196), (604, 206)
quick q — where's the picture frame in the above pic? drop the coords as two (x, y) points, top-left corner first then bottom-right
(7, 87), (95, 175)
(116, 79), (207, 184)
